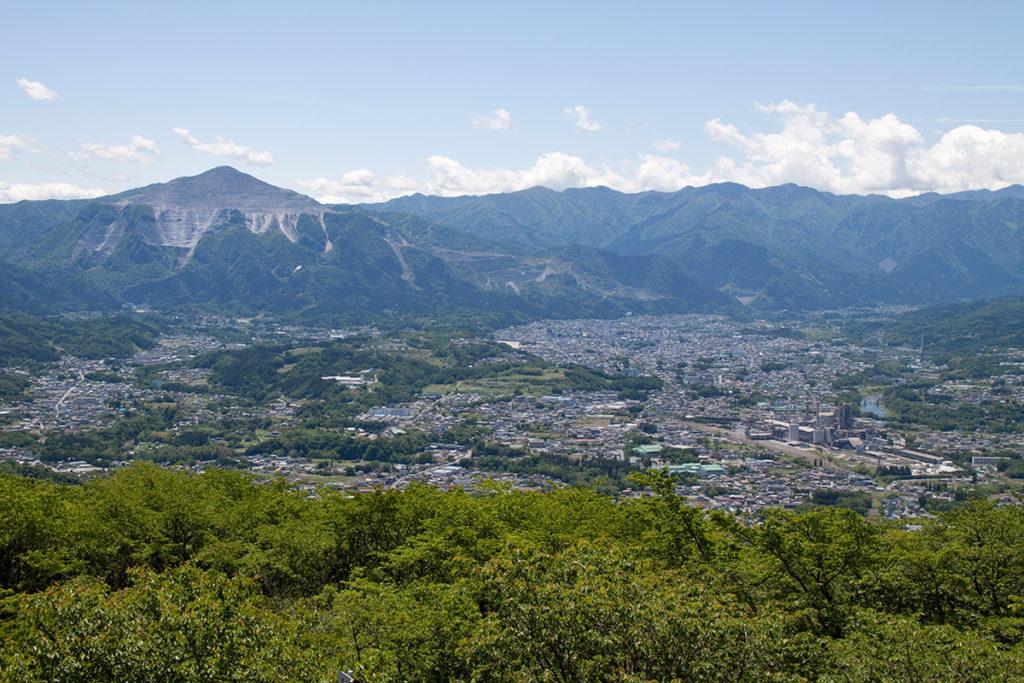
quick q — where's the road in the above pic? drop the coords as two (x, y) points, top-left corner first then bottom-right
(52, 368), (85, 426)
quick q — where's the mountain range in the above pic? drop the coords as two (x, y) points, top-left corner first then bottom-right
(366, 182), (1024, 308)
(1, 166), (1023, 321)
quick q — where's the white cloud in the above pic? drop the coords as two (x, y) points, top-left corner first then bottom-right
(629, 155), (711, 193)
(912, 118), (1024, 124)
(705, 101), (842, 189)
(0, 134), (43, 160)
(564, 105), (602, 132)
(69, 135), (160, 164)
(704, 100), (1024, 195)
(17, 78), (59, 101)
(297, 100), (1024, 203)
(909, 125), (1024, 194)
(296, 152), (713, 203)
(0, 181), (105, 202)
(471, 108), (512, 131)
(652, 138), (680, 152)
(422, 152), (615, 194)
(172, 127), (275, 166)
(295, 169), (393, 204)
(834, 111), (922, 193)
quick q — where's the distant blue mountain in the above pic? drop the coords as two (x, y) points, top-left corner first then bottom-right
(365, 182), (1024, 309)
(1, 168), (1022, 319)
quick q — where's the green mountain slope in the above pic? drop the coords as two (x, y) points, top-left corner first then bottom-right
(368, 183), (1024, 307)
(876, 296), (1024, 353)
(0, 170), (741, 320)
(4, 169), (1024, 318)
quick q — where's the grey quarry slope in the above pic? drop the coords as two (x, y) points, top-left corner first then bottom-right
(99, 166), (330, 252)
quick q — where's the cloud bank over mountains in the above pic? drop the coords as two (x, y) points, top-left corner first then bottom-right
(299, 101), (1024, 203)
(0, 180), (105, 202)
(3, 101), (1024, 203)
(705, 101), (1024, 197)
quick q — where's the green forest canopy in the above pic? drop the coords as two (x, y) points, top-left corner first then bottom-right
(1, 465), (1022, 681)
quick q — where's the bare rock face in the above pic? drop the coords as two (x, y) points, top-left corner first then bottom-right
(77, 166), (329, 258)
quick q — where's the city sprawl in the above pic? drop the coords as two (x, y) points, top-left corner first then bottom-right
(3, 311), (1021, 519)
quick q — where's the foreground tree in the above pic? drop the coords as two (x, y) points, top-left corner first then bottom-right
(823, 609), (1024, 682)
(465, 542), (821, 682)
(1, 566), (321, 682)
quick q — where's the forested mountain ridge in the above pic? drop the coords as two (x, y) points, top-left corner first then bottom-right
(2, 168), (1024, 319)
(0, 168), (733, 321)
(367, 182), (1024, 308)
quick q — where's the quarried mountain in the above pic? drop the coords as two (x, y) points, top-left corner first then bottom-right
(4, 168), (1023, 319)
(0, 168), (735, 321)
(100, 166), (329, 256)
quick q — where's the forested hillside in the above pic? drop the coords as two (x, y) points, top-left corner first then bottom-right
(368, 183), (1024, 308)
(0, 312), (163, 366)
(879, 296), (1024, 353)
(1, 465), (1022, 681)
(4, 169), (1024, 318)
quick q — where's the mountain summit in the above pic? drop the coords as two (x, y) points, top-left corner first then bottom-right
(90, 167), (329, 253)
(105, 166), (323, 214)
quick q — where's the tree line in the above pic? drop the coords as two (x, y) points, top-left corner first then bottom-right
(1, 465), (1022, 681)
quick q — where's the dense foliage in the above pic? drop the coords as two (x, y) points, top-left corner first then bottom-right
(882, 385), (1024, 433)
(1, 465), (1022, 681)
(373, 184), (1024, 309)
(847, 297), (1024, 379)
(879, 296), (1024, 354)
(193, 336), (661, 415)
(0, 311), (162, 366)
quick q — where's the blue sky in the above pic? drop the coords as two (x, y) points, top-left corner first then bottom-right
(3, 0), (1024, 202)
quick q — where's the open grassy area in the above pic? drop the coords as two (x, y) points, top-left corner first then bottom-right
(285, 346), (322, 356)
(423, 368), (570, 396)
(797, 327), (843, 341)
